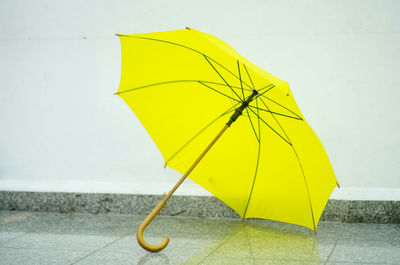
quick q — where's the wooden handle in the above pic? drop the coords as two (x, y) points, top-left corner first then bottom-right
(136, 198), (169, 252)
(136, 125), (229, 252)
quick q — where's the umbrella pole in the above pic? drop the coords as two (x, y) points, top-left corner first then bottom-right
(136, 124), (229, 252)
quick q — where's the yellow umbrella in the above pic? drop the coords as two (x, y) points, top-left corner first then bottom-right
(115, 27), (339, 252)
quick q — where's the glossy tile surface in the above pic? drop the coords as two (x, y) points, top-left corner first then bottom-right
(0, 211), (399, 265)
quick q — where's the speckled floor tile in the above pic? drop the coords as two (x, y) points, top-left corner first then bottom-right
(340, 223), (400, 244)
(0, 232), (25, 244)
(246, 223), (325, 262)
(325, 223), (400, 264)
(328, 240), (400, 264)
(0, 211), (142, 235)
(99, 215), (240, 251)
(199, 256), (255, 265)
(1, 233), (121, 251)
(1, 211), (399, 265)
(0, 211), (34, 232)
(100, 235), (222, 261)
(0, 247), (89, 265)
(315, 236), (338, 261)
(74, 251), (189, 265)
(249, 235), (323, 261)
(205, 227), (253, 260)
(315, 221), (346, 238)
(254, 259), (323, 265)
(326, 261), (385, 265)
(97, 217), (242, 264)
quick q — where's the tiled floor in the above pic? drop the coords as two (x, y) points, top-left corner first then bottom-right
(0, 211), (399, 265)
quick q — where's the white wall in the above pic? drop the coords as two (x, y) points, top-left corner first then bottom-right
(0, 0), (399, 200)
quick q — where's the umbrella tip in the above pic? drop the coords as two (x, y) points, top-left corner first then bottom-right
(185, 27), (191, 30)
(113, 92), (119, 95)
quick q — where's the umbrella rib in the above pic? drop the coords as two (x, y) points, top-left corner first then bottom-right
(247, 107), (292, 146)
(164, 103), (240, 166)
(119, 35), (254, 90)
(291, 144), (317, 232)
(258, 97), (316, 232)
(243, 64), (255, 89)
(198, 81), (241, 103)
(237, 60), (246, 100)
(203, 55), (244, 102)
(255, 84), (275, 97)
(204, 80), (252, 92)
(116, 80), (249, 95)
(257, 84), (275, 94)
(239, 61), (258, 135)
(245, 108), (260, 142)
(248, 105), (303, 120)
(242, 63), (275, 98)
(257, 95), (303, 120)
(243, 97), (262, 219)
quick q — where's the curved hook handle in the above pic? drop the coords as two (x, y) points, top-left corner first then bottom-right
(136, 198), (170, 252)
(136, 125), (229, 253)
(136, 125), (229, 252)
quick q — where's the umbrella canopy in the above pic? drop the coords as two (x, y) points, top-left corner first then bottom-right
(115, 28), (339, 251)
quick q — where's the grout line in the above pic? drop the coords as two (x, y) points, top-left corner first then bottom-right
(68, 231), (135, 265)
(323, 242), (337, 265)
(323, 225), (345, 265)
(197, 224), (245, 265)
(243, 225), (256, 265)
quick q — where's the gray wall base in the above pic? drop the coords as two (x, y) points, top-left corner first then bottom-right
(0, 191), (399, 224)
